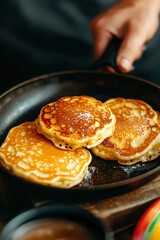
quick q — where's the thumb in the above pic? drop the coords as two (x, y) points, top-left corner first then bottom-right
(116, 30), (146, 72)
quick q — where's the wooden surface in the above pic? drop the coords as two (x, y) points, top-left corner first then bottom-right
(82, 174), (160, 234)
(0, 173), (159, 239)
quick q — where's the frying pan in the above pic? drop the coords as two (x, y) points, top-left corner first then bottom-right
(0, 39), (159, 203)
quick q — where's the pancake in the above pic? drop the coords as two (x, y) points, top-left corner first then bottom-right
(92, 98), (160, 165)
(35, 95), (116, 150)
(0, 122), (92, 188)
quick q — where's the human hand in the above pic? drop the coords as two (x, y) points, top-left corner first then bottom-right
(90, 0), (160, 73)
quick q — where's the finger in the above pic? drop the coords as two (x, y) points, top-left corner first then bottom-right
(99, 66), (116, 73)
(91, 25), (113, 60)
(105, 66), (116, 73)
(116, 30), (147, 72)
(94, 32), (113, 61)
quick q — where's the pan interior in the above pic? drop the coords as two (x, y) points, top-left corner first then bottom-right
(0, 71), (159, 189)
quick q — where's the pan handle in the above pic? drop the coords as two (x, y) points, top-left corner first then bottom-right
(92, 37), (122, 72)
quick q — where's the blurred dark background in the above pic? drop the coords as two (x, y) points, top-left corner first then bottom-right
(0, 0), (160, 95)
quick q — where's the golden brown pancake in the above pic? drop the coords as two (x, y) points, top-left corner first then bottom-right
(0, 122), (92, 188)
(92, 98), (160, 165)
(35, 95), (116, 150)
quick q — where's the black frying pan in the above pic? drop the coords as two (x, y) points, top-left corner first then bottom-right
(0, 70), (160, 203)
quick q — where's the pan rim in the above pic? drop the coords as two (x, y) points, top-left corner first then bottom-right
(0, 162), (159, 192)
(1, 70), (160, 99)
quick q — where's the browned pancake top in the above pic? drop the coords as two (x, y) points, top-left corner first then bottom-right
(40, 96), (112, 138)
(103, 98), (160, 157)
